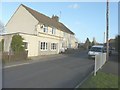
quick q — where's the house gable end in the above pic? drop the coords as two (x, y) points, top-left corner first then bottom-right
(6, 4), (39, 34)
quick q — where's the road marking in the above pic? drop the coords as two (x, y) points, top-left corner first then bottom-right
(4, 62), (30, 69)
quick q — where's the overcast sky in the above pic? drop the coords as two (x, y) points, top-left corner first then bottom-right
(1, 2), (118, 43)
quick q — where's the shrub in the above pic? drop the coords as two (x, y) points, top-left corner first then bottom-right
(11, 34), (25, 53)
(0, 39), (4, 51)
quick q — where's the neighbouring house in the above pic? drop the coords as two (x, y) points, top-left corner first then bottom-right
(103, 39), (115, 50)
(3, 4), (78, 57)
(109, 39), (115, 48)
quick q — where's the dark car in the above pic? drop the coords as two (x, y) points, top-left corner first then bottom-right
(104, 47), (112, 56)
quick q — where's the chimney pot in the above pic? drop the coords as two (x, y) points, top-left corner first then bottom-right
(52, 15), (59, 22)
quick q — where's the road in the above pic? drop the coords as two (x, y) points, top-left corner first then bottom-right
(3, 50), (94, 88)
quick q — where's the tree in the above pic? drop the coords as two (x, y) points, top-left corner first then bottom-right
(115, 35), (120, 52)
(0, 20), (5, 34)
(91, 41), (95, 46)
(0, 39), (4, 51)
(91, 37), (96, 46)
(84, 38), (91, 49)
(11, 34), (25, 53)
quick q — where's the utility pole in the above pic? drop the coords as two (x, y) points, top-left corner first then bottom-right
(103, 32), (105, 44)
(106, 0), (109, 61)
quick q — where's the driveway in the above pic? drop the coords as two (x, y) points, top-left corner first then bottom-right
(3, 50), (94, 88)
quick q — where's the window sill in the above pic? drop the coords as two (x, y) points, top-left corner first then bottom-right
(50, 49), (57, 51)
(40, 49), (48, 51)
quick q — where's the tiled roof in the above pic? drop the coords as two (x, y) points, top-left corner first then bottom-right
(22, 4), (74, 35)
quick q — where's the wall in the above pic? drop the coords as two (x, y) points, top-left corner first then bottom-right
(36, 23), (77, 49)
(3, 32), (77, 57)
(6, 5), (39, 35)
(20, 33), (60, 57)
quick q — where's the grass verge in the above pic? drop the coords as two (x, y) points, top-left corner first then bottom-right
(80, 71), (118, 88)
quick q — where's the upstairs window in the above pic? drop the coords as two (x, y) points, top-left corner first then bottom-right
(43, 25), (48, 33)
(51, 27), (56, 35)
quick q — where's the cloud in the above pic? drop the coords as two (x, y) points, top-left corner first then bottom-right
(68, 3), (80, 9)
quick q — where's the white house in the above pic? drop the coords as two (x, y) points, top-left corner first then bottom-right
(4, 4), (78, 57)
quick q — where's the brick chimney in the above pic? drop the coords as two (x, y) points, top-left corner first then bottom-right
(52, 15), (59, 22)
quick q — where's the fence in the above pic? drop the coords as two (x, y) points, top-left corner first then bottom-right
(94, 53), (106, 76)
(2, 51), (28, 63)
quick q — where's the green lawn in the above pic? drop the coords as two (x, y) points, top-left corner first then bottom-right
(80, 71), (118, 88)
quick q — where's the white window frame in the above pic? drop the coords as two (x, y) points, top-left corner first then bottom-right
(23, 40), (28, 51)
(51, 43), (57, 51)
(43, 25), (48, 33)
(40, 42), (48, 51)
(51, 27), (56, 35)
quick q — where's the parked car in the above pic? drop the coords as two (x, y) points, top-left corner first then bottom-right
(60, 48), (65, 53)
(88, 45), (104, 59)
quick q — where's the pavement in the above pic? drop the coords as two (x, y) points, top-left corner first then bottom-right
(100, 51), (119, 76)
(4, 54), (68, 68)
(3, 50), (95, 88)
(3, 49), (86, 68)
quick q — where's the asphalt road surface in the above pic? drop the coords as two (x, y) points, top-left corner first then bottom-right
(3, 50), (94, 88)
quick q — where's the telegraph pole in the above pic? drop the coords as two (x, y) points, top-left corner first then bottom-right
(103, 32), (105, 44)
(106, 0), (109, 61)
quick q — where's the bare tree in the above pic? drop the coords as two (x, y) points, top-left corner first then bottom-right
(0, 20), (5, 35)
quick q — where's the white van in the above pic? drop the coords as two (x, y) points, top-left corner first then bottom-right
(88, 45), (104, 58)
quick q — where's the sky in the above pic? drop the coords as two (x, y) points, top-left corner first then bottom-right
(0, 2), (118, 43)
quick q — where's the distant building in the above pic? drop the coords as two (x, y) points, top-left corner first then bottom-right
(109, 39), (115, 48)
(103, 39), (115, 50)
